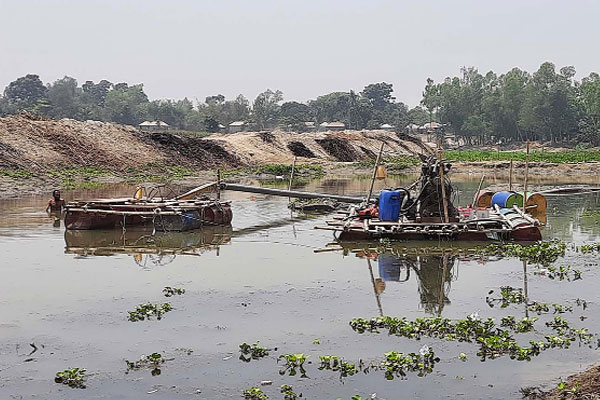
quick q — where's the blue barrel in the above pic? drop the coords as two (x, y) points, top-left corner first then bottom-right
(379, 190), (402, 221)
(491, 191), (523, 208)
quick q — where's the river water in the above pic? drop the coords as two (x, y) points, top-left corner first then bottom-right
(1, 175), (600, 399)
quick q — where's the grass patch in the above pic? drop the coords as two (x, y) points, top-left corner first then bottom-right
(445, 150), (600, 163)
(0, 168), (35, 179)
(47, 167), (109, 178)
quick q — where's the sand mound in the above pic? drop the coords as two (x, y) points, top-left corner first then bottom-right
(0, 114), (424, 173)
(204, 129), (423, 164)
(0, 114), (240, 171)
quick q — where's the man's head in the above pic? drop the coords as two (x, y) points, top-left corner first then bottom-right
(52, 189), (61, 200)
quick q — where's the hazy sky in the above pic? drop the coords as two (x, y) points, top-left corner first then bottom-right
(1, 0), (599, 106)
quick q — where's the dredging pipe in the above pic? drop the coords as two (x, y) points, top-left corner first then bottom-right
(221, 183), (364, 203)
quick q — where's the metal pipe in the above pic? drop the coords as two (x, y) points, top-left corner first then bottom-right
(222, 183), (363, 203)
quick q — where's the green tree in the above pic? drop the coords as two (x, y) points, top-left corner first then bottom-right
(3, 74), (48, 112)
(252, 89), (283, 130)
(103, 84), (149, 125)
(47, 76), (83, 119)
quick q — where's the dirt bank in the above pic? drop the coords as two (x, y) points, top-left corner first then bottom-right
(2, 114), (600, 199)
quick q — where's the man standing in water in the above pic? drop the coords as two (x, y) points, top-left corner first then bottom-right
(45, 189), (65, 214)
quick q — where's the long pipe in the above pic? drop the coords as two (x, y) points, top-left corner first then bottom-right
(222, 183), (364, 203)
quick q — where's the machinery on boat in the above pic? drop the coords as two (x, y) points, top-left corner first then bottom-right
(315, 154), (545, 242)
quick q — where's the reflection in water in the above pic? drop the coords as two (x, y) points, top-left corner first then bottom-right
(344, 245), (497, 316)
(64, 227), (232, 267)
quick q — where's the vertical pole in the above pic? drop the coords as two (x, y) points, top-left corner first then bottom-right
(509, 160), (513, 192)
(438, 141), (449, 223)
(522, 141), (529, 214)
(367, 142), (385, 202)
(216, 169), (221, 200)
(288, 156), (297, 203)
(474, 174), (485, 208)
(523, 260), (529, 318)
(367, 257), (384, 317)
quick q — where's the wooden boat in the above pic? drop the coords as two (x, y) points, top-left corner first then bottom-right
(317, 205), (542, 242)
(64, 183), (232, 231)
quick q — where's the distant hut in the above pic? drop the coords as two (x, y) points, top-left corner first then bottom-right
(228, 121), (247, 133)
(138, 120), (169, 132)
(405, 123), (420, 134)
(380, 123), (394, 131)
(303, 121), (317, 131)
(319, 121), (345, 131)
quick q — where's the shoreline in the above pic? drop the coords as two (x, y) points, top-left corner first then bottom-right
(1, 161), (600, 201)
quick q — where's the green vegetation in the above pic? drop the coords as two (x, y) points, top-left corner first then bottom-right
(484, 240), (566, 266)
(242, 387), (268, 400)
(127, 302), (173, 322)
(280, 384), (300, 400)
(239, 342), (271, 362)
(125, 353), (166, 376)
(318, 355), (358, 378)
(55, 368), (86, 389)
(0, 168), (35, 179)
(542, 265), (582, 281)
(445, 150), (600, 163)
(582, 210), (600, 217)
(162, 286), (185, 297)
(278, 353), (309, 377)
(349, 310), (598, 362)
(486, 286), (527, 308)
(580, 243), (600, 254)
(380, 347), (439, 379)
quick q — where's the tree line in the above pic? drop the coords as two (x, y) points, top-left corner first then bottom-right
(0, 61), (599, 145)
(0, 75), (429, 133)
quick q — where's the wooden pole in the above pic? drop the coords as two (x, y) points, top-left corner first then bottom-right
(288, 156), (297, 203)
(217, 169), (221, 200)
(474, 174), (485, 208)
(367, 142), (385, 202)
(509, 160), (513, 192)
(438, 141), (449, 223)
(522, 141), (529, 214)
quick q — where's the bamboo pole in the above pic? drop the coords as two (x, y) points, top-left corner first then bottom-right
(474, 174), (485, 208)
(367, 142), (385, 202)
(217, 169), (221, 200)
(522, 141), (530, 214)
(288, 156), (297, 203)
(509, 160), (513, 191)
(438, 141), (449, 223)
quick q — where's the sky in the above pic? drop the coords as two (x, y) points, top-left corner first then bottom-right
(1, 0), (599, 107)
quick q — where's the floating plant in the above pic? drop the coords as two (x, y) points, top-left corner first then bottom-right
(280, 384), (301, 400)
(242, 386), (268, 400)
(127, 302), (173, 322)
(278, 353), (309, 377)
(125, 352), (167, 376)
(239, 342), (273, 362)
(163, 286), (186, 297)
(318, 355), (358, 379)
(55, 368), (86, 389)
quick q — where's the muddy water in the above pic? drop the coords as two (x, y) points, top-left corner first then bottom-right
(1, 176), (600, 399)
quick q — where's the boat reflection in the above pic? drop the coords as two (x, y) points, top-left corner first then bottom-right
(64, 226), (232, 265)
(336, 243), (499, 316)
